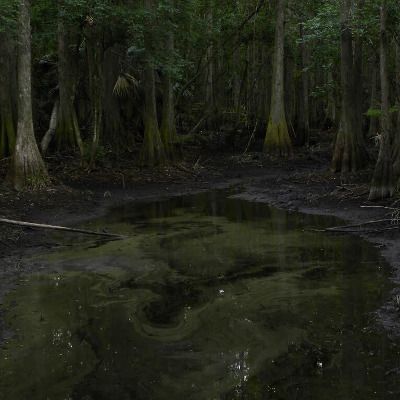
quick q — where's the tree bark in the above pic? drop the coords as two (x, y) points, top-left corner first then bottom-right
(205, 2), (216, 129)
(367, 55), (379, 139)
(0, 32), (16, 158)
(296, 23), (310, 146)
(331, 0), (368, 174)
(140, 0), (165, 166)
(11, 0), (48, 190)
(369, 0), (394, 200)
(56, 2), (84, 159)
(85, 21), (104, 169)
(160, 29), (178, 160)
(393, 43), (400, 176)
(41, 100), (59, 155)
(263, 0), (292, 156)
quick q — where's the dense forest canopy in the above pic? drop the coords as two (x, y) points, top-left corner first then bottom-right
(1, 0), (400, 198)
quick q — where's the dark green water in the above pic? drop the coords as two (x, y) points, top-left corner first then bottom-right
(1, 192), (399, 399)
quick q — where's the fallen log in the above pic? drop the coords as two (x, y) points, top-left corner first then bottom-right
(0, 218), (126, 239)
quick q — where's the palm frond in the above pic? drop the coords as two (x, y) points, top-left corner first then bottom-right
(113, 74), (139, 98)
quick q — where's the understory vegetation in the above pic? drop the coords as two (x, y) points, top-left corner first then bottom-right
(0, 0), (400, 199)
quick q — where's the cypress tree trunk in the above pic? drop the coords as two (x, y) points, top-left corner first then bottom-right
(85, 22), (104, 169)
(140, 0), (165, 166)
(0, 33), (16, 157)
(160, 30), (178, 160)
(369, 0), (394, 200)
(331, 0), (368, 173)
(326, 70), (338, 126)
(353, 0), (365, 140)
(296, 23), (310, 146)
(393, 43), (400, 176)
(367, 55), (379, 139)
(263, 0), (292, 156)
(141, 66), (165, 166)
(11, 0), (48, 190)
(205, 3), (216, 128)
(57, 2), (84, 158)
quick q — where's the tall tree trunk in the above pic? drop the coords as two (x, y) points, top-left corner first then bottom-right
(160, 30), (178, 160)
(331, 0), (368, 174)
(369, 0), (394, 200)
(11, 0), (48, 190)
(393, 43), (400, 176)
(0, 32), (16, 158)
(85, 22), (104, 169)
(56, 2), (84, 159)
(140, 0), (165, 166)
(205, 3), (216, 128)
(353, 0), (364, 139)
(263, 0), (292, 156)
(326, 70), (338, 127)
(296, 23), (310, 146)
(367, 55), (379, 139)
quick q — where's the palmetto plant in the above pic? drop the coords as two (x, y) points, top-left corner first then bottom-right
(113, 73), (139, 97)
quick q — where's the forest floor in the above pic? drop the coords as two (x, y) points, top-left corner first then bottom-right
(1, 135), (400, 338)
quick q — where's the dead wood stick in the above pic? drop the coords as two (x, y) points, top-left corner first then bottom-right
(243, 121), (258, 155)
(308, 218), (396, 233)
(311, 225), (400, 234)
(0, 218), (125, 239)
(361, 205), (398, 210)
(324, 218), (393, 231)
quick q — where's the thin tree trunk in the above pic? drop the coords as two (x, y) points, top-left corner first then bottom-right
(11, 0), (48, 190)
(263, 0), (292, 156)
(331, 0), (368, 174)
(326, 70), (338, 126)
(205, 3), (216, 128)
(369, 0), (394, 200)
(160, 29), (178, 160)
(0, 32), (16, 158)
(296, 23), (310, 146)
(368, 55), (379, 139)
(41, 100), (59, 155)
(353, 0), (365, 140)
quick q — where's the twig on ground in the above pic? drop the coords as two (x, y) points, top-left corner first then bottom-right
(0, 218), (126, 239)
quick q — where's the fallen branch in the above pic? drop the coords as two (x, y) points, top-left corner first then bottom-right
(325, 218), (392, 230)
(311, 225), (399, 234)
(308, 218), (397, 234)
(361, 205), (397, 210)
(0, 218), (125, 239)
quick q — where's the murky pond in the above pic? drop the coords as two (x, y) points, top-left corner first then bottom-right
(1, 191), (400, 399)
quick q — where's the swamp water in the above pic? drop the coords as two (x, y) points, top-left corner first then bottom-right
(0, 191), (399, 399)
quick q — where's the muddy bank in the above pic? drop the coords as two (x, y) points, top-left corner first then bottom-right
(1, 150), (400, 339)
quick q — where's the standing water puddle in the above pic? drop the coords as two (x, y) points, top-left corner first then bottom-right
(0, 191), (399, 399)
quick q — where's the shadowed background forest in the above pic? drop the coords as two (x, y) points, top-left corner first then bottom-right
(1, 0), (400, 199)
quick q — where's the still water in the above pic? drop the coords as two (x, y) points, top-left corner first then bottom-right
(0, 191), (399, 399)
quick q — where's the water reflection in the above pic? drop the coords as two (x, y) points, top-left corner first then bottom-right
(0, 191), (399, 399)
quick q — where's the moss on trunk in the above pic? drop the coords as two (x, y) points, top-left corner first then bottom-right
(263, 0), (292, 157)
(264, 118), (292, 156)
(331, 119), (368, 173)
(141, 114), (166, 167)
(11, 0), (49, 191)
